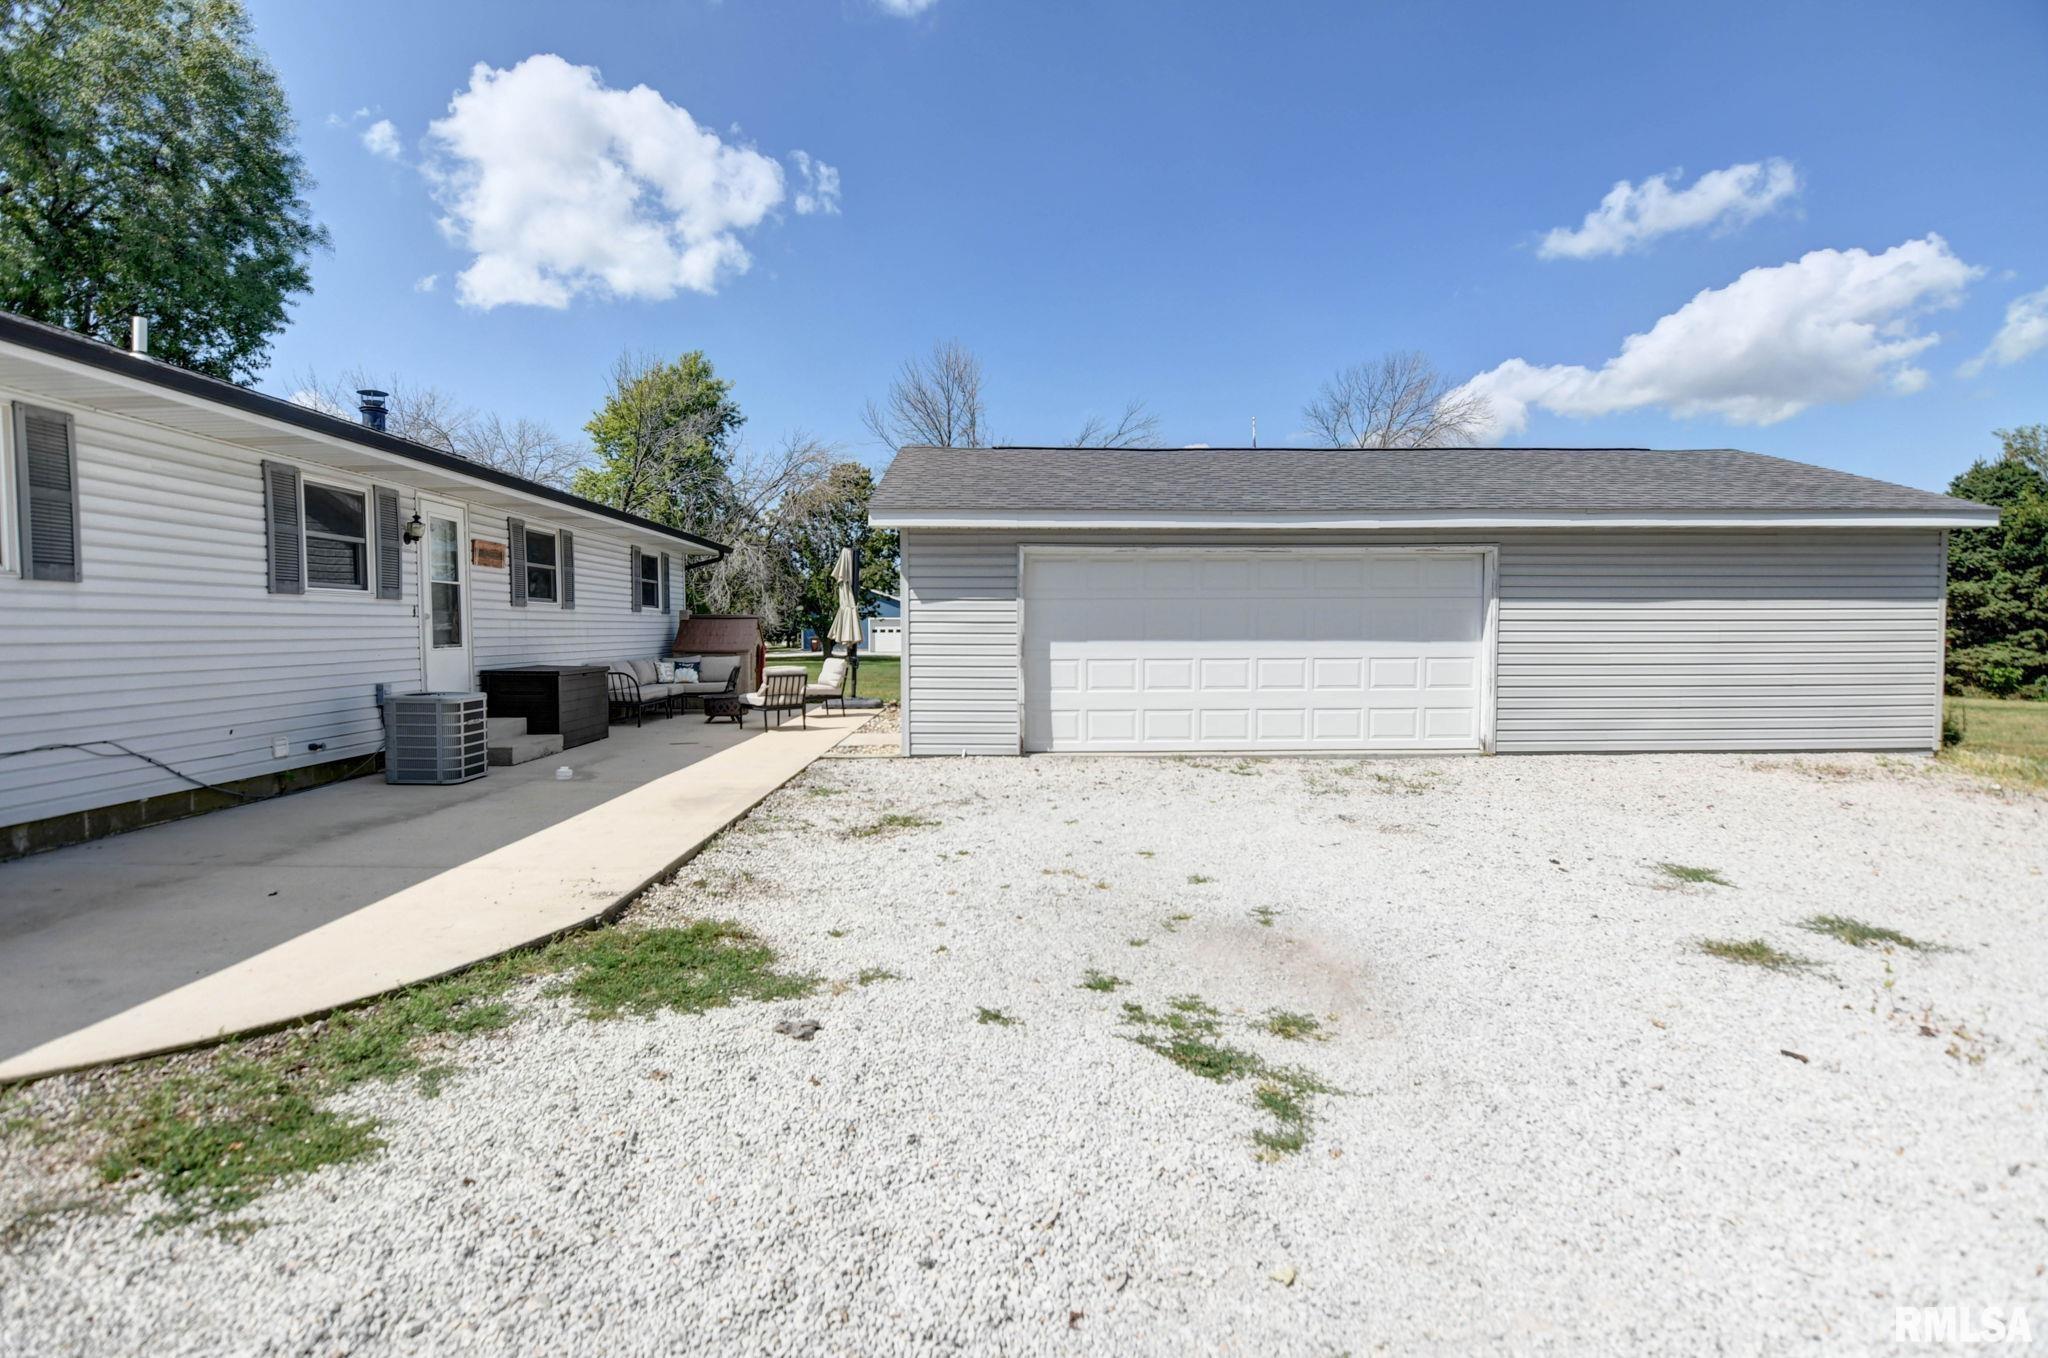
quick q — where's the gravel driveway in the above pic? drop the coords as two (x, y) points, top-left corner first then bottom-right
(4, 752), (2046, 1355)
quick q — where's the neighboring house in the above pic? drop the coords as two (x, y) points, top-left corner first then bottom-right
(870, 446), (2000, 757)
(799, 592), (901, 655)
(0, 311), (724, 854)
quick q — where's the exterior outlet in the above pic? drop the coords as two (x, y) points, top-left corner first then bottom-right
(270, 736), (290, 759)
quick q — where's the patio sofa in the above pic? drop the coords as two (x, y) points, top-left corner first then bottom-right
(597, 653), (745, 725)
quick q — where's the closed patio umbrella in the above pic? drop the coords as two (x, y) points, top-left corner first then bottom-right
(828, 546), (863, 695)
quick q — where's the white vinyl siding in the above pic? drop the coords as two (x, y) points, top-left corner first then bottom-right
(470, 530), (678, 672)
(0, 390), (695, 829)
(901, 532), (1023, 755)
(0, 403), (420, 826)
(898, 528), (1945, 756)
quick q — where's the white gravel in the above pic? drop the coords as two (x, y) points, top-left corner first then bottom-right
(4, 752), (2046, 1355)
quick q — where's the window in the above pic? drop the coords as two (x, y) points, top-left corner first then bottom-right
(303, 482), (367, 590)
(429, 516), (462, 646)
(639, 549), (660, 609)
(526, 529), (558, 602)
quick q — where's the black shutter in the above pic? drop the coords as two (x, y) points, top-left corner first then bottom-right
(560, 530), (575, 610)
(374, 487), (402, 600)
(14, 404), (81, 582)
(507, 517), (527, 607)
(660, 552), (672, 613)
(629, 545), (643, 612)
(261, 460), (303, 595)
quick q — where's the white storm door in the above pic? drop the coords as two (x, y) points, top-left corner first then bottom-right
(420, 500), (473, 692)
(1022, 547), (1490, 753)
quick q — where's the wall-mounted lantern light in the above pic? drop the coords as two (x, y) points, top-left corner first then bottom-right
(403, 513), (426, 545)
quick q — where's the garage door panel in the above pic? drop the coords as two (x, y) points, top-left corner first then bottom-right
(1313, 658), (1364, 689)
(1200, 658), (1252, 690)
(1024, 549), (1489, 753)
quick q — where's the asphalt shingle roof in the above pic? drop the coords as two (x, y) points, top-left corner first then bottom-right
(871, 446), (1986, 516)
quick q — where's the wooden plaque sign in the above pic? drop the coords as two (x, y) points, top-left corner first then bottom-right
(471, 539), (506, 569)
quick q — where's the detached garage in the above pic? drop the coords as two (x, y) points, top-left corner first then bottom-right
(869, 446), (1999, 757)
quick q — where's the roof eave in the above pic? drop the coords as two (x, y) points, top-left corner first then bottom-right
(871, 508), (2001, 531)
(0, 313), (728, 557)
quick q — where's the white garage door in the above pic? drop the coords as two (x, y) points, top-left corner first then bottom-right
(1022, 548), (1490, 753)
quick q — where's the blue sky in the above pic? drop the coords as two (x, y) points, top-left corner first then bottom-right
(245, 0), (2048, 491)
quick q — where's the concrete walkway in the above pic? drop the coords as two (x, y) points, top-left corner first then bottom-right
(0, 710), (869, 1082)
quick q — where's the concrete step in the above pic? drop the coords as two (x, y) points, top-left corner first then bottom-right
(486, 716), (530, 742)
(488, 731), (564, 767)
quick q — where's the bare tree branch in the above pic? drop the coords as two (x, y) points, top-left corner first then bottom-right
(1069, 400), (1164, 449)
(1302, 351), (1493, 448)
(290, 367), (587, 488)
(862, 338), (990, 448)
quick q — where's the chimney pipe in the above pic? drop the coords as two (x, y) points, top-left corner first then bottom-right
(356, 389), (389, 433)
(130, 316), (148, 356)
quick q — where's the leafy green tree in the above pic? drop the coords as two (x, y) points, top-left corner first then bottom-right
(0, 0), (327, 380)
(1946, 425), (2048, 695)
(779, 462), (898, 648)
(573, 350), (745, 530)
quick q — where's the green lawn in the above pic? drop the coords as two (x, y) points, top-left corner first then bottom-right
(1944, 695), (2048, 790)
(787, 655), (900, 705)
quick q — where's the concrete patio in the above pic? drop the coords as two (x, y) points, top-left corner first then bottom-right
(0, 707), (872, 1082)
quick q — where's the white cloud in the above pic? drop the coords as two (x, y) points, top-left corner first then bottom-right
(414, 273), (439, 293)
(424, 54), (794, 309)
(1538, 158), (1800, 260)
(1961, 284), (2048, 376)
(1459, 235), (1979, 436)
(361, 118), (402, 160)
(875, 0), (941, 13)
(789, 150), (841, 215)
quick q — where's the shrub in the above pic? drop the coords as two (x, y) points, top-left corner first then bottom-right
(1942, 699), (1967, 747)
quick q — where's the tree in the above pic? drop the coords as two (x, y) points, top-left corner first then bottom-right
(778, 462), (899, 649)
(0, 0), (327, 380)
(1303, 351), (1492, 448)
(1946, 425), (2048, 695)
(1069, 400), (1163, 449)
(574, 350), (745, 528)
(863, 338), (990, 448)
(292, 370), (585, 488)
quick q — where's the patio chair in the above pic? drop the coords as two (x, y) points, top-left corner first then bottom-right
(740, 666), (809, 730)
(807, 655), (850, 716)
(606, 668), (666, 726)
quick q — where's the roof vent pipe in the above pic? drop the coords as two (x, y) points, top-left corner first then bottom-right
(130, 316), (148, 356)
(356, 389), (389, 432)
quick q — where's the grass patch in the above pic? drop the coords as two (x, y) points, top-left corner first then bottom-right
(1369, 769), (1441, 795)
(1250, 906), (1279, 928)
(1939, 695), (2048, 791)
(1187, 873), (1214, 885)
(1079, 970), (1126, 992)
(786, 654), (900, 705)
(850, 812), (939, 838)
(856, 966), (902, 985)
(1800, 914), (1943, 952)
(1695, 937), (1811, 972)
(1261, 1010), (1324, 1041)
(825, 928), (846, 938)
(1658, 862), (1733, 887)
(549, 921), (816, 1019)
(84, 919), (812, 1227)
(1117, 995), (1336, 1157)
(1126, 937), (1148, 947)
(975, 1007), (1018, 1026)
(1160, 912), (1194, 932)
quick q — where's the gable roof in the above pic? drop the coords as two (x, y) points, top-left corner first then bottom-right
(0, 310), (727, 556)
(870, 445), (1995, 529)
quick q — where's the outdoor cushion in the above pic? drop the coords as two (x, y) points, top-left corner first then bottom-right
(680, 679), (727, 695)
(813, 657), (848, 692)
(697, 655), (740, 685)
(628, 659), (660, 685)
